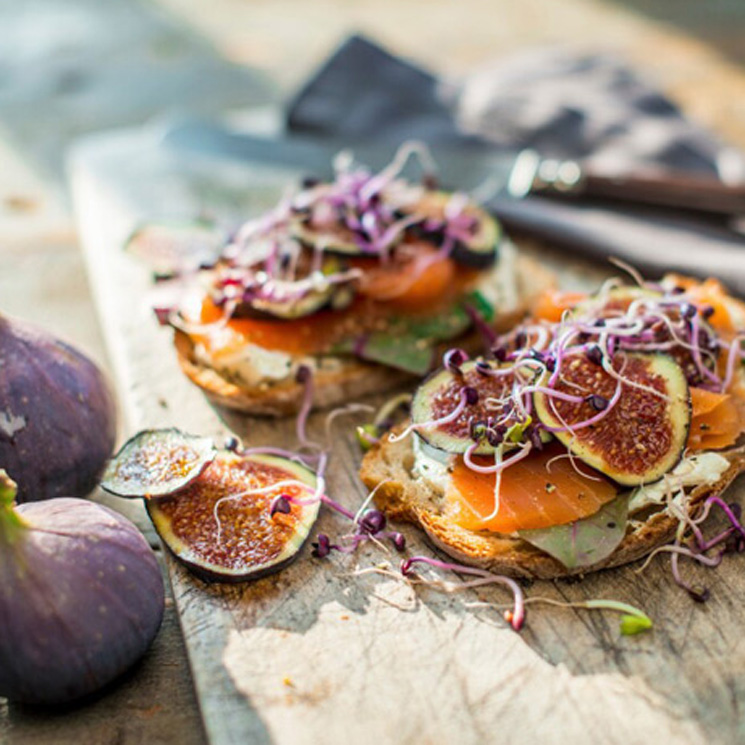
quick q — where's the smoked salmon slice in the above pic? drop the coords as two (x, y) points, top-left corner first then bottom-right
(688, 387), (745, 451)
(449, 443), (619, 534)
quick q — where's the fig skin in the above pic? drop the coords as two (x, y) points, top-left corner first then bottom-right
(0, 314), (117, 503)
(0, 485), (165, 705)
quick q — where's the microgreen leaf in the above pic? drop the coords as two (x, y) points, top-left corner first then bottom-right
(583, 599), (653, 635)
(505, 416), (532, 444)
(619, 614), (654, 635)
(355, 424), (380, 451)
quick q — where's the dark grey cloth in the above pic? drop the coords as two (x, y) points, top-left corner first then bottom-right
(453, 48), (738, 176)
(287, 35), (745, 294)
(288, 35), (467, 144)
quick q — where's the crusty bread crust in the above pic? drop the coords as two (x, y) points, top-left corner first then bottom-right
(174, 331), (411, 416)
(359, 425), (745, 579)
(174, 253), (555, 416)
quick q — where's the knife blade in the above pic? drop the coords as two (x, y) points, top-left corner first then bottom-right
(162, 119), (745, 219)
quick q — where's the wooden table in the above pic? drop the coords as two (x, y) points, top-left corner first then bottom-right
(3, 1), (745, 743)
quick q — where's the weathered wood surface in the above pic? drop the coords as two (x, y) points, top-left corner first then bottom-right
(72, 130), (745, 745)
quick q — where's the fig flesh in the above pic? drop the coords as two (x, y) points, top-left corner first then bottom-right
(147, 451), (320, 582)
(124, 220), (224, 277)
(411, 359), (538, 455)
(573, 286), (719, 385)
(101, 428), (216, 498)
(0, 472), (164, 705)
(0, 314), (117, 503)
(534, 352), (690, 485)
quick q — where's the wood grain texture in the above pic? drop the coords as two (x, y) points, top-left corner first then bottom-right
(72, 143), (745, 745)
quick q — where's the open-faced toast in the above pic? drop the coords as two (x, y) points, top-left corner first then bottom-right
(361, 273), (745, 579)
(174, 251), (554, 416)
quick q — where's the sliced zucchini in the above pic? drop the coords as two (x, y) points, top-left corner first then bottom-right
(290, 219), (373, 257)
(533, 352), (690, 486)
(401, 191), (501, 269)
(230, 256), (356, 320)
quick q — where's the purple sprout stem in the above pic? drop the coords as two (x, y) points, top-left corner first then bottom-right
(696, 527), (736, 553)
(688, 313), (722, 387)
(238, 446), (322, 466)
(541, 379), (622, 434)
(662, 544), (724, 568)
(400, 556), (525, 631)
(706, 495), (745, 542)
(320, 493), (356, 521)
(463, 303), (497, 348)
(720, 336), (745, 393)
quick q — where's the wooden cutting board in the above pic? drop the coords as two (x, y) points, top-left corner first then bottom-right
(70, 126), (745, 745)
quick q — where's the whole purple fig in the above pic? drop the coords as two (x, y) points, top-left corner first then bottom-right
(0, 471), (165, 704)
(0, 314), (117, 503)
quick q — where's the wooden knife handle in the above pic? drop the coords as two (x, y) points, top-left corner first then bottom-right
(580, 170), (745, 215)
(523, 154), (745, 216)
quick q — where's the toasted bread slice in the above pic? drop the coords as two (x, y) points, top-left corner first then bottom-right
(360, 426), (745, 580)
(174, 252), (555, 416)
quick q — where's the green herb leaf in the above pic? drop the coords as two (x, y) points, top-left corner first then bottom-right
(464, 290), (496, 323)
(392, 303), (473, 342)
(354, 333), (436, 375)
(518, 493), (628, 569)
(331, 300), (480, 375)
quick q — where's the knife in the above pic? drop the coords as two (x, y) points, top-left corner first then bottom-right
(507, 149), (745, 217)
(162, 119), (745, 218)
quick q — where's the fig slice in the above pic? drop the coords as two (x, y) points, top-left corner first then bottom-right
(146, 451), (320, 582)
(572, 285), (661, 319)
(124, 220), (224, 276)
(573, 285), (719, 385)
(534, 352), (690, 486)
(101, 428), (217, 498)
(411, 359), (539, 456)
